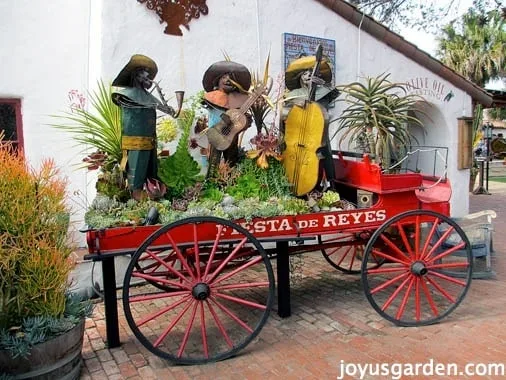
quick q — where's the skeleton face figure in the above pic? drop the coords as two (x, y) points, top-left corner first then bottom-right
(133, 68), (153, 90)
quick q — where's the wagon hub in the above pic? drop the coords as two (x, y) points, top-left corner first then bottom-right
(192, 282), (211, 300)
(410, 261), (428, 276)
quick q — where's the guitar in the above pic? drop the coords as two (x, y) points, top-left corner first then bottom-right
(207, 84), (266, 151)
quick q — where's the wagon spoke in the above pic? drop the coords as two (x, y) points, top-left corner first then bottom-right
(395, 222), (414, 259)
(165, 232), (197, 281)
(381, 275), (412, 311)
(427, 271), (467, 287)
(210, 256), (264, 286)
(213, 292), (268, 310)
(362, 210), (472, 327)
(370, 271), (410, 294)
(395, 276), (415, 320)
(177, 301), (199, 358)
(200, 303), (209, 359)
(206, 237), (248, 283)
(366, 265), (408, 274)
(129, 290), (189, 303)
(427, 262), (469, 270)
(153, 299), (195, 348)
(320, 233), (375, 274)
(420, 277), (439, 317)
(192, 224), (202, 281)
(123, 217), (274, 364)
(203, 225), (223, 279)
(136, 295), (192, 327)
(142, 248), (192, 285)
(421, 225), (456, 261)
(426, 276), (456, 303)
(213, 281), (270, 291)
(419, 217), (440, 260)
(415, 277), (421, 321)
(131, 271), (191, 290)
(200, 301), (232, 350)
(370, 248), (410, 266)
(414, 215), (421, 259)
(209, 297), (254, 333)
(427, 241), (466, 263)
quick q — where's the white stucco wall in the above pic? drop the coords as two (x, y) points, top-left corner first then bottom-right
(1, 0), (474, 246)
(0, 0), (93, 244)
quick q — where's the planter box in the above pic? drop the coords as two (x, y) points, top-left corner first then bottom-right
(0, 319), (85, 379)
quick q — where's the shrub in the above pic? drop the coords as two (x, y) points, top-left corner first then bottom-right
(0, 137), (73, 329)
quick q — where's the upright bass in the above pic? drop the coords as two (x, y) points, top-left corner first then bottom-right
(282, 45), (329, 196)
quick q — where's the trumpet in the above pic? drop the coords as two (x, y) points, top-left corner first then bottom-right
(152, 81), (185, 118)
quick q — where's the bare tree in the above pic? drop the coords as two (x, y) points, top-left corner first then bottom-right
(346, 0), (502, 32)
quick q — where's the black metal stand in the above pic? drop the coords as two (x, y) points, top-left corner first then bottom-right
(101, 257), (120, 348)
(276, 241), (291, 318)
(473, 159), (491, 195)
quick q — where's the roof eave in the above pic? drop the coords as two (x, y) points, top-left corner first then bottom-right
(315, 0), (494, 107)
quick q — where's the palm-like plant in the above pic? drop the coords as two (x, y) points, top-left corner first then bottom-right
(436, 9), (505, 87)
(332, 73), (425, 170)
(49, 80), (122, 171)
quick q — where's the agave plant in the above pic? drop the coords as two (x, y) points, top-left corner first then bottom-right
(332, 73), (426, 170)
(49, 80), (122, 171)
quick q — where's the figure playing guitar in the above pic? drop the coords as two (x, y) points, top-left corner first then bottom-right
(202, 61), (253, 178)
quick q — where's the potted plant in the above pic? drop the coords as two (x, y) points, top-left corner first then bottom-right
(0, 136), (92, 379)
(332, 73), (425, 171)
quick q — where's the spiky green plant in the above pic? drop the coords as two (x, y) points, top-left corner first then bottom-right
(332, 73), (426, 170)
(0, 137), (91, 356)
(49, 80), (122, 170)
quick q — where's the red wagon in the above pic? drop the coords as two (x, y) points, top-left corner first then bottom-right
(84, 150), (473, 364)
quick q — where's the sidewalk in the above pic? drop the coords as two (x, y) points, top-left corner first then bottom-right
(79, 183), (506, 379)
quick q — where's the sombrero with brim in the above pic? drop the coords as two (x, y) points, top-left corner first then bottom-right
(112, 54), (158, 87)
(285, 56), (332, 90)
(202, 61), (252, 92)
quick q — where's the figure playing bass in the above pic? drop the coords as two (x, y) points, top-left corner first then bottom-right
(281, 45), (340, 196)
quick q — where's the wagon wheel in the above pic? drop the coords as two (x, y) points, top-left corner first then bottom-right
(123, 216), (275, 364)
(319, 232), (384, 274)
(361, 210), (473, 327)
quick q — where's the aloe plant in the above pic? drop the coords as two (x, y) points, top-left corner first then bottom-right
(49, 80), (122, 171)
(332, 73), (426, 170)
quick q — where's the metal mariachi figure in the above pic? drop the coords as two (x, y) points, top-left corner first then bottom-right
(112, 54), (181, 201)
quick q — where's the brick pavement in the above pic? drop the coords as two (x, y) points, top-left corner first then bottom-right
(80, 183), (506, 379)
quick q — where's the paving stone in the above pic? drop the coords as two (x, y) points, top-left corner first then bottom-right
(79, 186), (506, 379)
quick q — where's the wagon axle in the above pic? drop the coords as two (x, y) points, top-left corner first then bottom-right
(410, 261), (428, 276)
(192, 282), (211, 300)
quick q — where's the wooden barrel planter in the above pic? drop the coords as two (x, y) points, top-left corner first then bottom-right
(0, 319), (85, 380)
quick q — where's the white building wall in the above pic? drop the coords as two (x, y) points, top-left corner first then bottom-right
(1, 0), (474, 246)
(0, 0), (92, 244)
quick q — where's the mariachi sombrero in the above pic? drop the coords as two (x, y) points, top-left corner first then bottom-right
(202, 61), (252, 92)
(112, 54), (158, 87)
(285, 55), (332, 91)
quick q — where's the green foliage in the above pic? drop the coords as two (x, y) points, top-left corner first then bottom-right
(232, 157), (292, 199)
(227, 174), (263, 200)
(49, 80), (122, 170)
(0, 139), (75, 329)
(200, 186), (225, 202)
(158, 94), (204, 199)
(436, 8), (505, 87)
(0, 294), (92, 358)
(333, 73), (425, 170)
(318, 190), (341, 208)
